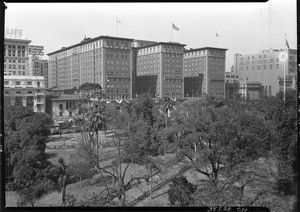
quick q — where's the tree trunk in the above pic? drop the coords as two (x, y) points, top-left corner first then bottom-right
(194, 142), (197, 163)
(150, 167), (153, 199)
(95, 130), (99, 166)
(164, 111), (168, 164)
(62, 176), (66, 206)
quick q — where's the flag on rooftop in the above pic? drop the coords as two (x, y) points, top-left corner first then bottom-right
(172, 23), (179, 31)
(216, 32), (219, 37)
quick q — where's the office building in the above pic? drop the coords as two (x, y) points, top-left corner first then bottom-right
(29, 55), (49, 88)
(4, 76), (46, 112)
(183, 47), (227, 98)
(135, 42), (186, 98)
(234, 48), (297, 96)
(4, 38), (31, 76)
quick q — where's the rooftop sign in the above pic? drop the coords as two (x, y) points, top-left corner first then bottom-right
(29, 45), (44, 56)
(5, 28), (23, 39)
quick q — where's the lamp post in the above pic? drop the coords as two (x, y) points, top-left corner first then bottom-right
(279, 51), (288, 101)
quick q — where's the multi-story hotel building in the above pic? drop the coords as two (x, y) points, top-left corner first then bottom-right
(4, 38), (31, 76)
(4, 76), (46, 112)
(47, 36), (134, 100)
(183, 47), (227, 98)
(135, 42), (186, 98)
(234, 48), (297, 96)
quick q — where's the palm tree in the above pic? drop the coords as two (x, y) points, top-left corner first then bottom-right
(88, 102), (107, 165)
(56, 157), (68, 206)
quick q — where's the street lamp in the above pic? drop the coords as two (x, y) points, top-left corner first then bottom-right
(279, 51), (288, 101)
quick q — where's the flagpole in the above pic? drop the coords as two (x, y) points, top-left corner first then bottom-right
(171, 23), (173, 42)
(283, 58), (286, 101)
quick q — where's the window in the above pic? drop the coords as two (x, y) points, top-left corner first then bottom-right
(59, 104), (63, 110)
(69, 111), (72, 117)
(4, 81), (9, 85)
(59, 112), (63, 116)
(27, 81), (32, 86)
(270, 64), (272, 69)
(16, 81), (21, 85)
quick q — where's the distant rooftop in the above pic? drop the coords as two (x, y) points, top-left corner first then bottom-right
(184, 47), (228, 53)
(51, 94), (79, 101)
(47, 35), (134, 55)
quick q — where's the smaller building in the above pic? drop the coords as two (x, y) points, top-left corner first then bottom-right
(225, 72), (239, 84)
(277, 75), (296, 92)
(4, 75), (46, 112)
(51, 95), (79, 126)
(225, 82), (240, 99)
(239, 81), (264, 100)
(225, 71), (239, 99)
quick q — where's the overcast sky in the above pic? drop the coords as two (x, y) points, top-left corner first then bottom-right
(4, 1), (297, 71)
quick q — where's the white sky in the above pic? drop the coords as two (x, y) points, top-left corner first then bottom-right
(4, 1), (297, 71)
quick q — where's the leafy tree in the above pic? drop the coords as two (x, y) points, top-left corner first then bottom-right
(131, 93), (156, 126)
(4, 106), (52, 184)
(173, 97), (273, 181)
(168, 176), (197, 206)
(16, 178), (54, 207)
(4, 106), (55, 206)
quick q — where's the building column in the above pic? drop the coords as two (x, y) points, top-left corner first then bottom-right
(22, 96), (27, 107)
(33, 96), (37, 112)
(11, 96), (15, 106)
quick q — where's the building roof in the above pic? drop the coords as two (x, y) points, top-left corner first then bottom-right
(5, 38), (32, 44)
(136, 42), (186, 49)
(51, 94), (79, 101)
(278, 75), (295, 82)
(47, 35), (135, 55)
(4, 75), (46, 80)
(184, 47), (228, 53)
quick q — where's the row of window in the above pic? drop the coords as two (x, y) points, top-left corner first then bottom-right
(5, 59), (26, 63)
(4, 71), (26, 76)
(4, 90), (33, 94)
(241, 64), (280, 71)
(4, 64), (26, 69)
(241, 58), (279, 65)
(4, 81), (41, 86)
